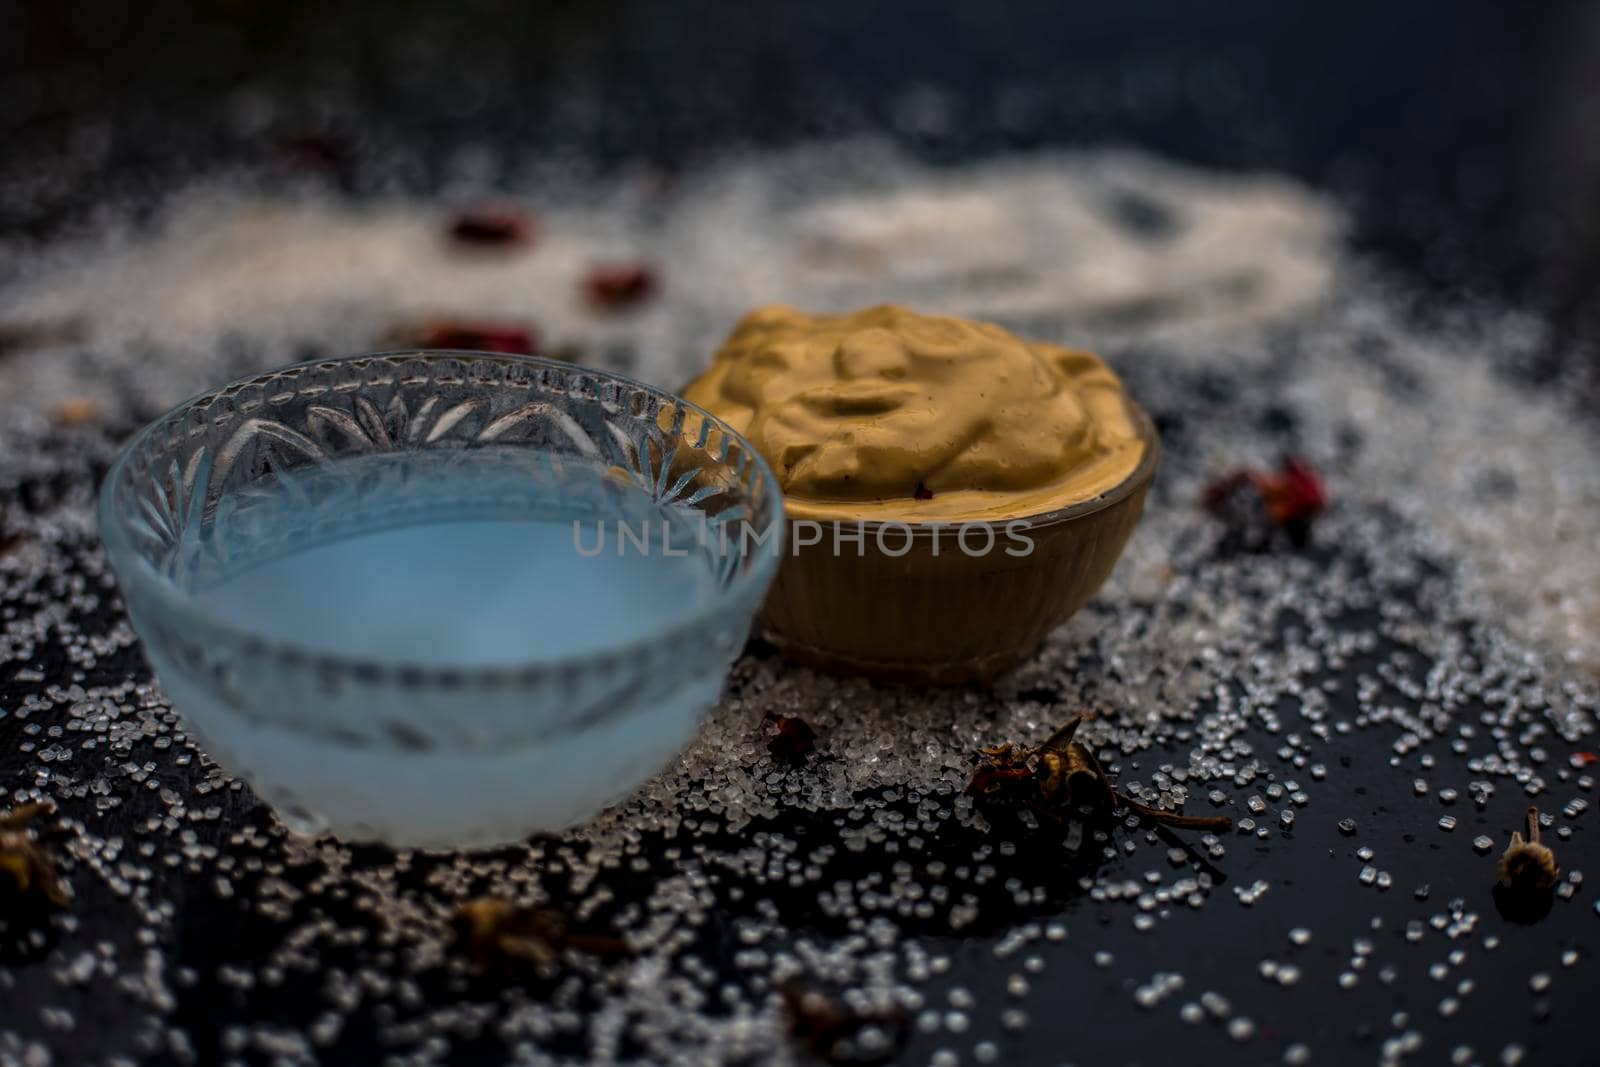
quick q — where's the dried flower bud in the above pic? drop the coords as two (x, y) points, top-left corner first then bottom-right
(968, 712), (1230, 832)
(452, 897), (552, 967)
(1498, 805), (1559, 893)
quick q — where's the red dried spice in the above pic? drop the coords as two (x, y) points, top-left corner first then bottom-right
(913, 482), (935, 501)
(1203, 455), (1329, 545)
(448, 206), (536, 249)
(1257, 456), (1329, 526)
(388, 319), (538, 356)
(1572, 752), (1599, 768)
(584, 263), (658, 311)
(764, 713), (817, 765)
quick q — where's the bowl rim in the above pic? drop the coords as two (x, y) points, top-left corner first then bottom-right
(778, 396), (1161, 534)
(97, 350), (787, 687)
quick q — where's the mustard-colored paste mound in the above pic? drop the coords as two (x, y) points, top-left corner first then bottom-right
(682, 305), (1148, 521)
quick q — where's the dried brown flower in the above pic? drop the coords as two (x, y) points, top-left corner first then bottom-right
(1498, 805), (1560, 894)
(968, 712), (1232, 832)
(1, 801), (69, 918)
(451, 897), (628, 972)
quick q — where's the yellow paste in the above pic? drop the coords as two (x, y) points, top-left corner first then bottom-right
(681, 305), (1147, 521)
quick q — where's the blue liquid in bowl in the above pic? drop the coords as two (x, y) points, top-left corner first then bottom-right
(140, 449), (742, 847)
(186, 453), (717, 668)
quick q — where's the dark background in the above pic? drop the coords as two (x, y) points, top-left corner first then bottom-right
(5, 0), (1600, 358)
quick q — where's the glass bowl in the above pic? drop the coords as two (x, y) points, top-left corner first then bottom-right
(98, 352), (784, 849)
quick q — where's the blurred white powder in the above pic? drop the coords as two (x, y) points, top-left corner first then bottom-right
(0, 143), (1340, 403)
(0, 139), (1595, 673)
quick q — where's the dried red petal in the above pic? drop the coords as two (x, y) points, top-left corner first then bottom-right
(449, 207), (536, 248)
(913, 482), (935, 501)
(584, 264), (658, 310)
(1257, 456), (1329, 526)
(390, 319), (538, 356)
(1202, 456), (1328, 541)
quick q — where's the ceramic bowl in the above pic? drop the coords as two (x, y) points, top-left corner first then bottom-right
(759, 401), (1159, 685)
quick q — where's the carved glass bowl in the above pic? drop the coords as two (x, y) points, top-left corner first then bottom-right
(98, 353), (784, 848)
